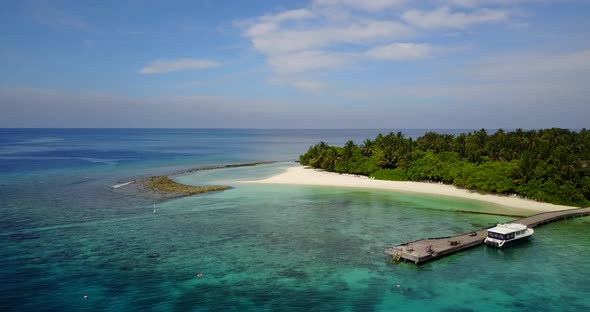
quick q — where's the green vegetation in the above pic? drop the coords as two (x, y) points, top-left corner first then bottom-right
(145, 176), (230, 195)
(299, 128), (590, 207)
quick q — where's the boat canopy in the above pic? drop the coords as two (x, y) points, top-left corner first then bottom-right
(487, 223), (528, 235)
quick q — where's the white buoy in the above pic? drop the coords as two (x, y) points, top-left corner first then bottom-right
(153, 204), (156, 214)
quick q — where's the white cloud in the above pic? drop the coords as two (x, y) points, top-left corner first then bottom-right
(447, 0), (541, 8)
(449, 0), (495, 7)
(140, 58), (220, 74)
(312, 0), (406, 11)
(403, 7), (508, 29)
(365, 43), (432, 60)
(240, 1), (514, 92)
(241, 4), (414, 91)
(247, 20), (412, 55)
(244, 22), (278, 38)
(260, 8), (316, 23)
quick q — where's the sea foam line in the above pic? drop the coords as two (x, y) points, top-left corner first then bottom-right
(111, 181), (134, 189)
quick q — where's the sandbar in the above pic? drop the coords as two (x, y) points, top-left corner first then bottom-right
(241, 166), (576, 213)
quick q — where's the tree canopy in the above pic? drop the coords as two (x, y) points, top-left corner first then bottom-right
(299, 128), (590, 207)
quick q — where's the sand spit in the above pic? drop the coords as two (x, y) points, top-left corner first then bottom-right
(241, 166), (576, 212)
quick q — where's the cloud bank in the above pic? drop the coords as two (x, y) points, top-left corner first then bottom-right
(240, 1), (510, 91)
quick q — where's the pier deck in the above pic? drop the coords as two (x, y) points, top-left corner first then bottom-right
(385, 207), (590, 264)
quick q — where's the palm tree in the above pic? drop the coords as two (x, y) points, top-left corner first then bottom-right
(379, 148), (398, 169)
(361, 138), (374, 156)
(342, 140), (357, 160)
(517, 152), (537, 182)
(454, 133), (467, 158)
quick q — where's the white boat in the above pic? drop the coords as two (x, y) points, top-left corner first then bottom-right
(484, 223), (534, 248)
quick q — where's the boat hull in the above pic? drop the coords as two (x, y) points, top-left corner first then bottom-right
(484, 235), (532, 248)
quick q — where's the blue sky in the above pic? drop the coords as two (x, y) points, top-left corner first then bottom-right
(1, 0), (589, 128)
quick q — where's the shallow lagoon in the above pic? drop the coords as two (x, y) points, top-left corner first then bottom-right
(1, 129), (589, 311)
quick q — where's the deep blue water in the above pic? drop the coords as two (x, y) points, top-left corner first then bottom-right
(0, 128), (473, 174)
(1, 129), (588, 312)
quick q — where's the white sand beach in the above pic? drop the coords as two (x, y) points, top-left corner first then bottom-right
(241, 166), (576, 213)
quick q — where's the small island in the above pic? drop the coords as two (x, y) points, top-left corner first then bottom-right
(145, 176), (230, 196)
(298, 128), (590, 207)
(110, 162), (275, 199)
(110, 176), (230, 200)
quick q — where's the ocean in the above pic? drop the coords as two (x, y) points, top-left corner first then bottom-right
(0, 128), (588, 311)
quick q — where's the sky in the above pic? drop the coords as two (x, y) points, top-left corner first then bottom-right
(1, 0), (589, 128)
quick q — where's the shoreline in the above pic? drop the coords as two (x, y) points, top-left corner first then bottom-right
(240, 166), (577, 213)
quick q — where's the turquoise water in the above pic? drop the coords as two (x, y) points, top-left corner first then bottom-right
(1, 129), (589, 311)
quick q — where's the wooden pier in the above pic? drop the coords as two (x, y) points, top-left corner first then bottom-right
(385, 207), (590, 264)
